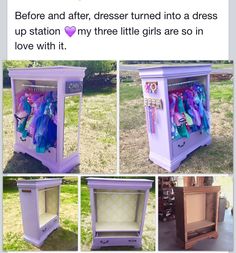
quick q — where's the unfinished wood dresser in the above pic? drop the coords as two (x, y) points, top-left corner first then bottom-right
(174, 186), (220, 249)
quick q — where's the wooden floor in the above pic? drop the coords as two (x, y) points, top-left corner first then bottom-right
(158, 210), (233, 251)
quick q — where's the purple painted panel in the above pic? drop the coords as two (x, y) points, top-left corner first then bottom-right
(93, 236), (142, 249)
(87, 178), (153, 190)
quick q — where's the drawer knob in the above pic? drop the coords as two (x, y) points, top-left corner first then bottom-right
(128, 239), (137, 242)
(100, 240), (109, 244)
(178, 141), (185, 148)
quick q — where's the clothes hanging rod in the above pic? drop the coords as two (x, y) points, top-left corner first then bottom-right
(22, 84), (57, 89)
(39, 187), (58, 192)
(168, 80), (200, 87)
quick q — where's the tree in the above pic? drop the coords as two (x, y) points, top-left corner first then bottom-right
(3, 61), (32, 87)
(3, 60), (116, 87)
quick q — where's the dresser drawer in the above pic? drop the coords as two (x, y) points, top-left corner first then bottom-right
(40, 224), (49, 237)
(40, 216), (59, 237)
(94, 237), (141, 247)
(172, 131), (209, 157)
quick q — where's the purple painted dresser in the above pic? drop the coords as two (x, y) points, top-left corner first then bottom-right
(87, 178), (153, 250)
(17, 178), (62, 247)
(138, 65), (212, 172)
(8, 66), (86, 173)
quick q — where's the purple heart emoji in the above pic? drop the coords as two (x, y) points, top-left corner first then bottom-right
(64, 26), (76, 37)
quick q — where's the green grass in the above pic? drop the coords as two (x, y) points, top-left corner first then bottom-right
(64, 96), (80, 127)
(81, 184), (90, 216)
(4, 232), (35, 251)
(210, 80), (233, 102)
(3, 89), (12, 116)
(120, 83), (142, 103)
(80, 183), (93, 250)
(211, 63), (233, 69)
(3, 178), (78, 251)
(225, 111), (233, 119)
(60, 185), (78, 205)
(120, 83), (144, 130)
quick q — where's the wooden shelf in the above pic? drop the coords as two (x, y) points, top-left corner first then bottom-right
(186, 220), (215, 232)
(96, 232), (139, 238)
(96, 222), (140, 232)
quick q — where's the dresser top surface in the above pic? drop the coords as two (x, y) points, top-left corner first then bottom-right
(138, 64), (211, 70)
(138, 64), (212, 78)
(17, 178), (62, 188)
(8, 66), (86, 78)
(8, 66), (86, 71)
(87, 177), (153, 182)
(87, 177), (153, 190)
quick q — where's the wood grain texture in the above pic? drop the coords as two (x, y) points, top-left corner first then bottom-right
(174, 186), (220, 249)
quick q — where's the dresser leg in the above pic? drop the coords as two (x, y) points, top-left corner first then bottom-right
(134, 243), (142, 249)
(91, 243), (100, 250)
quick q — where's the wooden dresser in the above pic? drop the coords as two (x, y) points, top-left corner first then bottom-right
(174, 186), (220, 249)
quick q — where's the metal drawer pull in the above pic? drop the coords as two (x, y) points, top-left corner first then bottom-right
(22, 189), (31, 193)
(42, 227), (47, 232)
(100, 240), (109, 244)
(178, 141), (185, 148)
(128, 239), (137, 242)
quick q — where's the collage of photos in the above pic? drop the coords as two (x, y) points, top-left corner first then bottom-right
(1, 61), (234, 252)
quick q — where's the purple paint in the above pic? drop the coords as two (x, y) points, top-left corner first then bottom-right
(139, 65), (212, 172)
(8, 66), (86, 173)
(17, 178), (62, 247)
(87, 178), (153, 250)
(152, 107), (155, 134)
(149, 107), (153, 133)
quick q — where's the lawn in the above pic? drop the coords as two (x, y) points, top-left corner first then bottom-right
(80, 180), (156, 251)
(3, 177), (78, 251)
(120, 72), (233, 174)
(3, 85), (116, 174)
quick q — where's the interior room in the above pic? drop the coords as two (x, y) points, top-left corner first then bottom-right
(158, 176), (233, 251)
